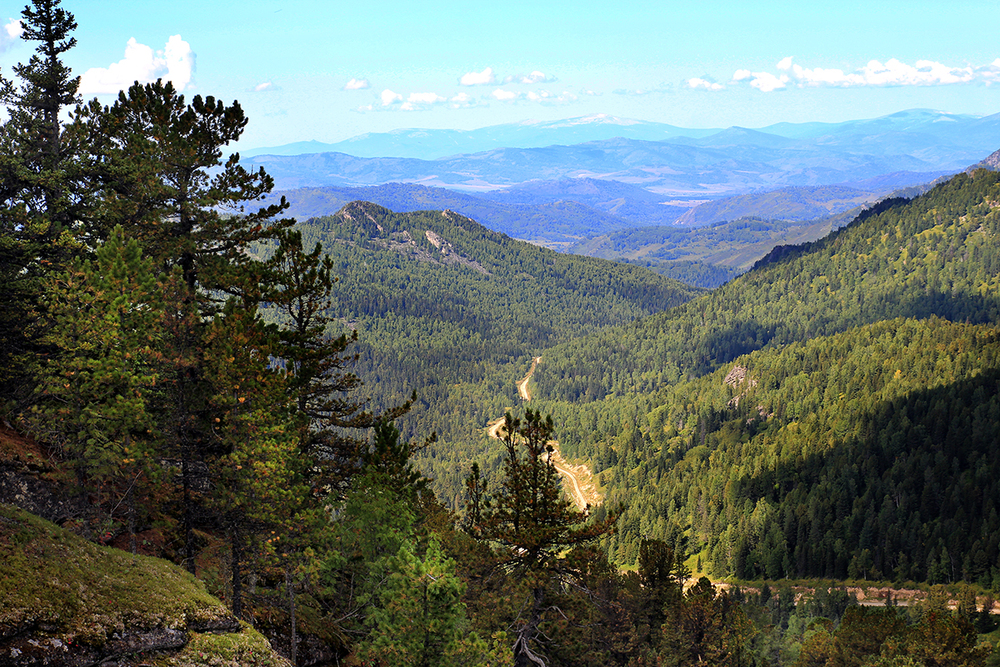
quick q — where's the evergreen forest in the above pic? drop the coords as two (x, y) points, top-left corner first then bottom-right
(1, 2), (999, 666)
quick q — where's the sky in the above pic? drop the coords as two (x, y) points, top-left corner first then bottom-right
(1, 0), (999, 151)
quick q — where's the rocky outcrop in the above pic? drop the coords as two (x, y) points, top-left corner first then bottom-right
(0, 504), (288, 667)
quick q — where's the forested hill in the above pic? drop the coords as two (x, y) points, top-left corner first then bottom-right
(542, 316), (1000, 581)
(526, 168), (1000, 583)
(534, 169), (1000, 402)
(278, 202), (702, 493)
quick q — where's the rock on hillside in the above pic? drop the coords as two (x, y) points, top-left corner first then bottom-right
(969, 147), (1000, 171)
(0, 504), (288, 667)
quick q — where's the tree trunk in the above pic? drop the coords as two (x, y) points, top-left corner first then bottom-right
(182, 455), (196, 574)
(231, 518), (243, 619)
(513, 587), (546, 667)
(286, 563), (297, 665)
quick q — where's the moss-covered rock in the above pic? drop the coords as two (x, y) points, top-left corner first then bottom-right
(0, 503), (289, 667)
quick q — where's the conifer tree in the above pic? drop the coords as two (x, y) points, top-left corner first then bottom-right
(30, 226), (167, 546)
(474, 408), (615, 667)
(75, 79), (297, 572)
(0, 0), (85, 406)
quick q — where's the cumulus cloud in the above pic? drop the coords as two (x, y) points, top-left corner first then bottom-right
(343, 77), (370, 90)
(732, 56), (982, 91)
(980, 58), (1000, 85)
(460, 67), (495, 86)
(448, 92), (481, 108)
(732, 69), (789, 92)
(687, 77), (724, 91)
(0, 18), (22, 52)
(381, 89), (403, 106)
(491, 88), (518, 101)
(79, 35), (195, 94)
(373, 89), (448, 111)
(580, 88), (602, 96)
(613, 88), (652, 96)
(503, 70), (556, 84)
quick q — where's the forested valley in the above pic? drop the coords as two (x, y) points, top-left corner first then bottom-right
(1, 2), (999, 666)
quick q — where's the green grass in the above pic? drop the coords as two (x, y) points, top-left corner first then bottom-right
(0, 503), (287, 666)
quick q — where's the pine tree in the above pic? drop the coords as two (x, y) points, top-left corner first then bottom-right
(0, 0), (85, 406)
(78, 79), (290, 297)
(30, 226), (167, 547)
(474, 408), (615, 667)
(76, 79), (296, 572)
(266, 227), (388, 494)
(359, 536), (484, 667)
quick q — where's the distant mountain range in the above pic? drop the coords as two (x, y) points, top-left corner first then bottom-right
(242, 109), (997, 162)
(246, 109), (999, 272)
(240, 114), (717, 160)
(243, 111), (997, 220)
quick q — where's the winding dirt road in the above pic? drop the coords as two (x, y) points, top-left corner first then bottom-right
(517, 357), (541, 401)
(486, 356), (600, 511)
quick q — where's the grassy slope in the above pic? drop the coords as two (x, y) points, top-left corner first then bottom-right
(0, 503), (287, 667)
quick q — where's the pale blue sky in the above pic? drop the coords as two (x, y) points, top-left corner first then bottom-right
(2, 0), (999, 150)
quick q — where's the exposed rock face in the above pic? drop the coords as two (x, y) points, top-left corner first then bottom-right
(0, 460), (86, 526)
(724, 364), (758, 408)
(968, 148), (1000, 172)
(425, 229), (491, 275)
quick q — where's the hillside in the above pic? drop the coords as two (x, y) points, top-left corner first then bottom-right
(673, 185), (881, 226)
(259, 182), (635, 244)
(270, 202), (702, 493)
(518, 168), (1000, 583)
(535, 169), (1000, 402)
(539, 317), (1000, 581)
(0, 503), (287, 667)
(262, 182), (930, 289)
(568, 210), (860, 286)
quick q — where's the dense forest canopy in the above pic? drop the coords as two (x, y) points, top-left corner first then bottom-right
(1, 2), (999, 666)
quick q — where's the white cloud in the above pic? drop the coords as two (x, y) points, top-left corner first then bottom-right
(687, 77), (724, 91)
(491, 88), (518, 101)
(79, 35), (195, 95)
(504, 70), (556, 84)
(488, 87), (577, 105)
(163, 35), (194, 90)
(381, 89), (403, 106)
(859, 58), (973, 86)
(449, 92), (480, 108)
(374, 89), (448, 111)
(525, 89), (577, 104)
(400, 91), (446, 111)
(460, 67), (495, 86)
(731, 69), (788, 92)
(407, 92), (445, 104)
(343, 77), (371, 90)
(980, 58), (1000, 85)
(613, 88), (652, 96)
(252, 82), (279, 92)
(580, 88), (602, 96)
(0, 18), (21, 52)
(734, 56), (981, 91)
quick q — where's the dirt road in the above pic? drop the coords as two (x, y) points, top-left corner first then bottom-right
(517, 357), (541, 401)
(486, 357), (601, 512)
